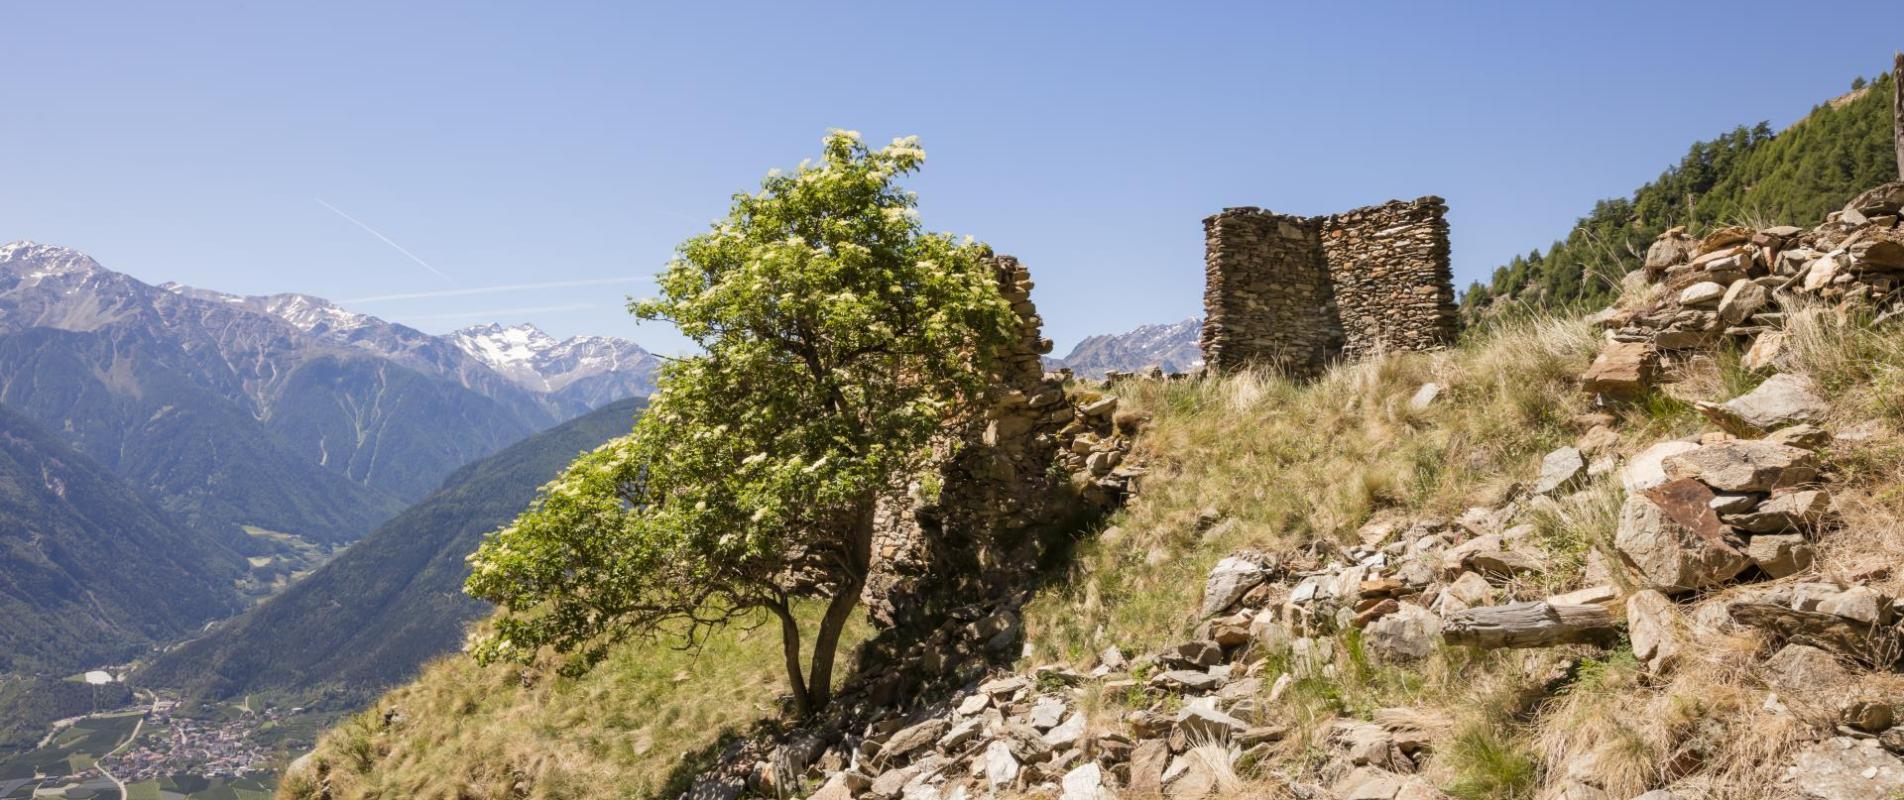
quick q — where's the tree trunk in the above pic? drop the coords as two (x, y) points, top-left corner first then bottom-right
(804, 501), (877, 713)
(804, 580), (863, 713)
(1894, 52), (1903, 181)
(770, 600), (812, 717)
(1441, 601), (1619, 649)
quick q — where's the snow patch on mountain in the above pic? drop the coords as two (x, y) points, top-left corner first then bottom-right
(449, 322), (656, 395)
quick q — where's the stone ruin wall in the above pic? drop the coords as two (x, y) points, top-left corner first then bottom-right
(863, 255), (1125, 634)
(1201, 196), (1456, 375)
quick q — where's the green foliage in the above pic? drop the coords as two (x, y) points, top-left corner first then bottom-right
(1465, 71), (1899, 317)
(466, 131), (1019, 712)
(1445, 720), (1539, 800)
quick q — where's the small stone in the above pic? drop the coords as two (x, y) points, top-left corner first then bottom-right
(1718, 278), (1769, 325)
(1726, 489), (1831, 533)
(1149, 669), (1223, 693)
(1363, 601), (1440, 661)
(1059, 763), (1109, 800)
(1581, 341), (1657, 398)
(1696, 374), (1831, 435)
(1742, 331), (1790, 372)
(1766, 423), (1832, 451)
(1623, 440), (1701, 494)
(1679, 281), (1727, 306)
(1535, 446), (1588, 495)
(1627, 589), (1681, 673)
(1744, 534), (1814, 578)
(1408, 382), (1442, 411)
(1174, 705), (1249, 743)
(982, 741), (1020, 789)
(1201, 557), (1267, 617)
(1783, 737), (1904, 799)
(1662, 440), (1819, 493)
(1764, 644), (1850, 690)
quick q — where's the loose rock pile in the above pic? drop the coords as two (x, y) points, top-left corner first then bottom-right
(1582, 183), (1904, 399)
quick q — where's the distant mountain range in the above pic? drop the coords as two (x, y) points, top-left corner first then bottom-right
(143, 397), (646, 707)
(1049, 317), (1203, 378)
(0, 241), (659, 541)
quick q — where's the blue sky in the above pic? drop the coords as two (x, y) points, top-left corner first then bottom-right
(4, 2), (1900, 355)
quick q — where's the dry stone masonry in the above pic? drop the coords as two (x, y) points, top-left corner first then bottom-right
(1200, 197), (1456, 376)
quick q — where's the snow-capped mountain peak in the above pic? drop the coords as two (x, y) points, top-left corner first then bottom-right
(0, 241), (106, 278)
(448, 322), (656, 396)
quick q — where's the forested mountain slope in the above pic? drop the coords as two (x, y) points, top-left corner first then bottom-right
(1464, 71), (1899, 316)
(0, 403), (245, 675)
(142, 397), (647, 707)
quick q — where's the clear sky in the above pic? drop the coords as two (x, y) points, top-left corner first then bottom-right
(5, 2), (1900, 355)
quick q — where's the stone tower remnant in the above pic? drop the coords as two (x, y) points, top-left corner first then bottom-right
(1199, 196), (1456, 376)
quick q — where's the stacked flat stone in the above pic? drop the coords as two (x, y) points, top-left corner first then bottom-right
(1320, 197), (1457, 362)
(1201, 196), (1455, 377)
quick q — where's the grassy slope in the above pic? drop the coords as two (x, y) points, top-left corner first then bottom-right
(283, 606), (868, 800)
(287, 305), (1904, 799)
(1020, 305), (1904, 797)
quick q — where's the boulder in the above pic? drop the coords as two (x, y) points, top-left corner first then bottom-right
(1661, 440), (1819, 493)
(1201, 557), (1266, 617)
(1696, 374), (1830, 435)
(1581, 341), (1657, 399)
(1622, 440), (1701, 494)
(1534, 446), (1588, 495)
(1363, 602), (1440, 661)
(1783, 737), (1904, 800)
(1614, 490), (1749, 593)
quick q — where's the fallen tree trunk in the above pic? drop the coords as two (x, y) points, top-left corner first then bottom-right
(1730, 602), (1904, 668)
(1442, 601), (1619, 649)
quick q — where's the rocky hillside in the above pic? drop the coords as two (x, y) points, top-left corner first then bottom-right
(1464, 70), (1898, 317)
(142, 397), (647, 708)
(1052, 318), (1203, 378)
(286, 185), (1904, 800)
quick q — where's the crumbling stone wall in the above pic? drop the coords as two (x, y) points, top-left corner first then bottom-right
(863, 255), (1130, 633)
(1201, 196), (1455, 375)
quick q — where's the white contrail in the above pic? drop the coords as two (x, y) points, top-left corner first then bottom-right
(314, 198), (453, 282)
(405, 302), (597, 321)
(345, 276), (646, 304)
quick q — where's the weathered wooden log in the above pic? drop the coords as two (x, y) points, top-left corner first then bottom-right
(1441, 601), (1619, 649)
(1729, 602), (1904, 668)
